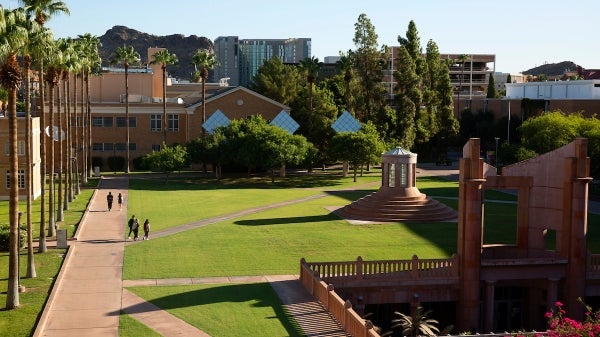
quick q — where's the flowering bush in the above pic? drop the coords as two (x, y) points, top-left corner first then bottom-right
(546, 300), (600, 337)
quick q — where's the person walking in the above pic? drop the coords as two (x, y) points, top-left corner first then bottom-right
(132, 218), (140, 241)
(107, 192), (114, 211)
(127, 215), (137, 240)
(142, 219), (150, 240)
(118, 193), (123, 210)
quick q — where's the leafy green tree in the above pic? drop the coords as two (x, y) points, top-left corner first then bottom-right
(110, 45), (140, 173)
(143, 143), (188, 183)
(250, 56), (300, 106)
(329, 122), (384, 182)
(398, 20), (426, 77)
(150, 49), (178, 143)
(487, 73), (497, 98)
(290, 85), (337, 168)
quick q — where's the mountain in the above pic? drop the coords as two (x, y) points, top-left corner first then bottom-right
(98, 25), (214, 81)
(522, 61), (579, 77)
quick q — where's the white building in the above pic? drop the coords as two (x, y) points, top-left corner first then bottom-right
(506, 80), (600, 99)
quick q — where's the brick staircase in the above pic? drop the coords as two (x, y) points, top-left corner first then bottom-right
(335, 191), (457, 223)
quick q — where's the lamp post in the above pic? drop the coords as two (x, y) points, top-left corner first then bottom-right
(495, 137), (500, 166)
(17, 211), (25, 292)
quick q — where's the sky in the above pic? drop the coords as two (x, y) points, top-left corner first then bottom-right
(4, 0), (600, 74)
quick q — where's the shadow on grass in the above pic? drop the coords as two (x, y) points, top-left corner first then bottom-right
(235, 214), (337, 226)
(121, 283), (304, 337)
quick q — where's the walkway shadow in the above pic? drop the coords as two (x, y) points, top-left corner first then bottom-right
(118, 283), (304, 336)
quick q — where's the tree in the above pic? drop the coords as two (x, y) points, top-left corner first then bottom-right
(250, 56), (300, 106)
(329, 122), (384, 182)
(150, 49), (178, 144)
(110, 45), (140, 173)
(191, 48), (218, 135)
(392, 46), (419, 149)
(77, 33), (101, 181)
(336, 52), (356, 112)
(455, 54), (470, 115)
(143, 144), (188, 183)
(352, 13), (389, 123)
(0, 5), (29, 310)
(21, 0), (69, 254)
(487, 73), (497, 98)
(298, 56), (321, 112)
(387, 306), (440, 337)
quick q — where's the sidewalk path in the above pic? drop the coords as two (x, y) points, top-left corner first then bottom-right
(34, 176), (348, 337)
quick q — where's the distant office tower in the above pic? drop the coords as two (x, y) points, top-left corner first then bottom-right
(214, 36), (311, 86)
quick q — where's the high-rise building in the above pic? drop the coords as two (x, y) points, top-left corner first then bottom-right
(213, 36), (239, 87)
(214, 36), (311, 86)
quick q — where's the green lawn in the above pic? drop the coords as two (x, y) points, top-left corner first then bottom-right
(1, 170), (599, 337)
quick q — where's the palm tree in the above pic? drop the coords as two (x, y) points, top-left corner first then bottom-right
(0, 6), (29, 310)
(21, 13), (49, 279)
(45, 42), (62, 238)
(191, 49), (218, 135)
(455, 53), (469, 115)
(337, 52), (354, 112)
(387, 306), (440, 337)
(298, 56), (320, 112)
(149, 49), (178, 144)
(77, 33), (100, 181)
(110, 45), (140, 173)
(20, 0), (69, 253)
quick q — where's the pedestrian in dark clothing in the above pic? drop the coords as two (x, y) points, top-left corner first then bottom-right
(107, 192), (114, 211)
(128, 215), (137, 239)
(118, 193), (123, 210)
(132, 219), (140, 241)
(143, 219), (150, 240)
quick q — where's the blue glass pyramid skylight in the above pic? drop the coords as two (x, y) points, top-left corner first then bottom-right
(331, 110), (361, 133)
(203, 109), (230, 134)
(270, 110), (299, 134)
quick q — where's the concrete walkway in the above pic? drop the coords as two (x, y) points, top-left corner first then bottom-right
(33, 176), (347, 337)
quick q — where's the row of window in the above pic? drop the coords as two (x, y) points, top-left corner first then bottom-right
(92, 115), (179, 131)
(92, 143), (163, 152)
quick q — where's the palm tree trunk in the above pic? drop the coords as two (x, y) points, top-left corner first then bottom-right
(24, 56), (36, 278)
(86, 71), (92, 179)
(125, 65), (130, 173)
(6, 74), (21, 309)
(48, 84), (56, 238)
(38, 61), (47, 253)
(162, 67), (167, 144)
(57, 83), (64, 221)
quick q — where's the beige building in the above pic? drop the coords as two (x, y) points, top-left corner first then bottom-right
(0, 116), (42, 200)
(49, 48), (291, 171)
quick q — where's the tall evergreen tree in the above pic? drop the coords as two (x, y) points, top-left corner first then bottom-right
(487, 73), (497, 98)
(250, 56), (300, 106)
(392, 46), (418, 148)
(352, 13), (388, 123)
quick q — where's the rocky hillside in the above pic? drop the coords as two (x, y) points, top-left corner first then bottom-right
(98, 25), (214, 81)
(522, 61), (579, 77)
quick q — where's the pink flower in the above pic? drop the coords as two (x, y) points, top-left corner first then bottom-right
(555, 301), (564, 307)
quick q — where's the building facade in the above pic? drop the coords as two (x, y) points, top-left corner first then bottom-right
(214, 36), (311, 86)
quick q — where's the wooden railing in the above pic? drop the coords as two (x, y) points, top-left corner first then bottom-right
(300, 259), (380, 337)
(304, 254), (459, 281)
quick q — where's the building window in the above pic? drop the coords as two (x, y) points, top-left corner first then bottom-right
(92, 117), (113, 127)
(150, 114), (161, 131)
(388, 163), (395, 188)
(6, 169), (25, 189)
(151, 144), (161, 151)
(400, 163), (407, 187)
(4, 141), (25, 156)
(116, 117), (137, 128)
(115, 143), (126, 151)
(168, 114), (179, 131)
